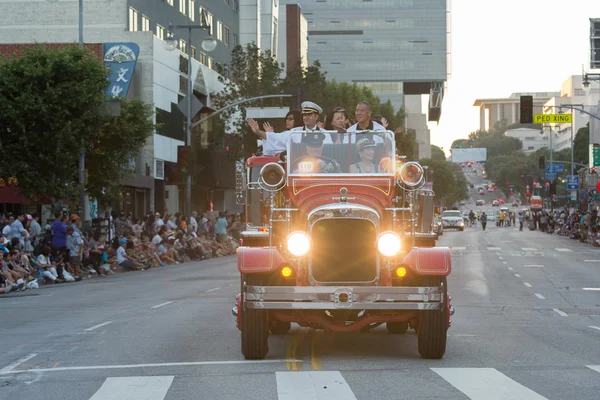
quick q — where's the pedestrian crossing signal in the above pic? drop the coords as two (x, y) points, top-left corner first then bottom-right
(520, 95), (533, 124)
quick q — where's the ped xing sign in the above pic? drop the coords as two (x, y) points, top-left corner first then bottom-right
(103, 42), (140, 99)
(533, 114), (572, 124)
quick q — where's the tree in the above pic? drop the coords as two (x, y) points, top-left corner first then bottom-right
(573, 124), (589, 165)
(85, 98), (155, 205)
(430, 145), (446, 162)
(419, 158), (467, 203)
(0, 45), (108, 203)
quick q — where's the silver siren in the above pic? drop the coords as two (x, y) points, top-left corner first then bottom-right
(259, 162), (286, 191)
(397, 161), (425, 190)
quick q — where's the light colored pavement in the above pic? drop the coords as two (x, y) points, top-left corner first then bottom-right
(2, 220), (600, 398)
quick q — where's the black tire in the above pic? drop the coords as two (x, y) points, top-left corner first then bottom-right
(386, 321), (409, 334)
(459, 228), (464, 232)
(418, 276), (448, 359)
(269, 320), (291, 335)
(241, 274), (269, 360)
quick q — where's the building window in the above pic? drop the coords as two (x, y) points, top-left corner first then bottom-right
(209, 57), (215, 70)
(233, 0), (238, 12)
(141, 15), (150, 32)
(224, 0), (230, 4)
(200, 52), (207, 65)
(216, 21), (223, 41)
(156, 24), (165, 39)
(128, 8), (138, 32)
(222, 25), (230, 46)
(205, 12), (214, 35)
(272, 17), (277, 56)
(189, 0), (195, 21)
(191, 46), (196, 60)
(233, 34), (238, 47)
(179, 0), (186, 15)
(179, 39), (186, 54)
(167, 0), (173, 5)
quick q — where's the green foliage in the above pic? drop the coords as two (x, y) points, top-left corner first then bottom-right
(419, 158), (468, 203)
(430, 145), (446, 162)
(574, 124), (589, 165)
(0, 45), (108, 202)
(86, 99), (155, 204)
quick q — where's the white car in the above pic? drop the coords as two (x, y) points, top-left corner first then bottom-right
(441, 210), (465, 231)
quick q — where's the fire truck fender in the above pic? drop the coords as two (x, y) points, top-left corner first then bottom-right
(237, 246), (287, 274)
(401, 247), (451, 276)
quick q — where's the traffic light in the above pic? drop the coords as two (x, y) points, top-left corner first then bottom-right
(552, 194), (556, 202)
(538, 156), (545, 169)
(545, 181), (550, 188)
(505, 180), (509, 185)
(550, 179), (557, 195)
(520, 95), (533, 124)
(178, 145), (191, 175)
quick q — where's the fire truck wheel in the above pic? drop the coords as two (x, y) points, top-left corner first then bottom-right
(269, 320), (291, 335)
(386, 321), (409, 334)
(241, 274), (269, 360)
(417, 276), (448, 359)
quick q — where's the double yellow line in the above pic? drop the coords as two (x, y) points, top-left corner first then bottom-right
(286, 329), (324, 371)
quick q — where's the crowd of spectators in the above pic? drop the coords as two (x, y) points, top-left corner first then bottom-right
(526, 208), (600, 246)
(0, 209), (244, 294)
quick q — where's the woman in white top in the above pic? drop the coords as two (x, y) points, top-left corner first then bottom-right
(349, 138), (378, 174)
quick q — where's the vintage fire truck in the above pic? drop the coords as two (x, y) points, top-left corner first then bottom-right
(232, 130), (454, 360)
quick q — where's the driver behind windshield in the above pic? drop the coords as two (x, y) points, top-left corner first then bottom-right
(293, 133), (340, 173)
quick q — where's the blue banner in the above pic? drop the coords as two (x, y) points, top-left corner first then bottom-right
(103, 42), (140, 99)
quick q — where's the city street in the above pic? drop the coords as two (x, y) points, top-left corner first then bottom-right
(2, 220), (600, 399)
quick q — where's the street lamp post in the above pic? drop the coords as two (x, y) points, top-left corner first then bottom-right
(47, 0), (87, 223)
(165, 16), (216, 218)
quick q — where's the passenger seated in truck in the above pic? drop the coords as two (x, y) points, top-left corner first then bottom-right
(292, 132), (340, 173)
(349, 138), (378, 173)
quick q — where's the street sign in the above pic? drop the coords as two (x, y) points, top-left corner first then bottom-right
(567, 175), (579, 190)
(177, 95), (204, 118)
(590, 144), (600, 167)
(534, 114), (572, 124)
(545, 172), (556, 180)
(545, 164), (564, 173)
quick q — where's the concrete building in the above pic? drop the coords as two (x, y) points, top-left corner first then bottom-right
(505, 128), (549, 154)
(473, 92), (559, 133)
(278, 0), (451, 159)
(239, 0), (279, 55)
(405, 97), (431, 159)
(0, 0), (239, 217)
(277, 3), (309, 76)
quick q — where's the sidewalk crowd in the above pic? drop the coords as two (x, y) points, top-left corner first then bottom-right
(525, 207), (600, 246)
(0, 210), (245, 294)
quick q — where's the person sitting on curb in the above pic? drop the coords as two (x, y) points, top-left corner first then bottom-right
(116, 237), (145, 271)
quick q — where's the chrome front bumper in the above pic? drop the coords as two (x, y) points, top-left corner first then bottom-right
(243, 286), (444, 310)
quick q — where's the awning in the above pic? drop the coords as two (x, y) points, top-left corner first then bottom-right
(0, 186), (49, 205)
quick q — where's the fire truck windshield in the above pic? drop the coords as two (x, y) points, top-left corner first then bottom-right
(286, 130), (396, 175)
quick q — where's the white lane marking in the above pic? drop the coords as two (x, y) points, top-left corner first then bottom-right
(583, 288), (600, 291)
(553, 308), (568, 317)
(583, 260), (600, 262)
(0, 353), (38, 374)
(589, 326), (600, 331)
(487, 247), (501, 250)
(495, 252), (501, 256)
(535, 293), (545, 299)
(205, 287), (221, 293)
(523, 265), (544, 268)
(587, 365), (600, 374)
(522, 247), (537, 251)
(151, 301), (173, 309)
(498, 257), (504, 260)
(502, 261), (507, 265)
(452, 247), (466, 251)
(507, 267), (514, 271)
(3, 359), (300, 375)
(431, 368), (548, 400)
(276, 371), (357, 400)
(514, 274), (521, 278)
(524, 282), (532, 288)
(84, 321), (114, 332)
(555, 248), (572, 252)
(90, 376), (174, 400)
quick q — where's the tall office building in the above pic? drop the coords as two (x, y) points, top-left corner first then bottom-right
(278, 0), (450, 158)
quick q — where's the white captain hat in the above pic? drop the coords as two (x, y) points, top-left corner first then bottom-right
(301, 101), (323, 114)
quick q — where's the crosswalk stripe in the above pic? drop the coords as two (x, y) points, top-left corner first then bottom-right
(555, 248), (572, 252)
(276, 371), (356, 400)
(521, 247), (537, 251)
(452, 247), (466, 251)
(587, 365), (600, 374)
(89, 376), (174, 400)
(487, 247), (501, 250)
(431, 368), (548, 399)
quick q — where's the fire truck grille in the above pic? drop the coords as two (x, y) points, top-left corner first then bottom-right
(310, 219), (378, 283)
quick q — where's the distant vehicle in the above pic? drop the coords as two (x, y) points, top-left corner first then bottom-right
(459, 200), (466, 206)
(512, 202), (519, 207)
(441, 210), (465, 231)
(500, 206), (510, 214)
(492, 200), (499, 207)
(497, 199), (505, 204)
(476, 199), (485, 206)
(530, 195), (543, 211)
(478, 189), (485, 195)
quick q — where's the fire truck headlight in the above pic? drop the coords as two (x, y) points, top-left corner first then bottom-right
(377, 232), (402, 257)
(287, 231), (311, 257)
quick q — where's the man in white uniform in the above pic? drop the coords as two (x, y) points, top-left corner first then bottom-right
(253, 101), (325, 156)
(342, 101), (386, 144)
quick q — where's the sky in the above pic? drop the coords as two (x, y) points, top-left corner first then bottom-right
(428, 0), (600, 154)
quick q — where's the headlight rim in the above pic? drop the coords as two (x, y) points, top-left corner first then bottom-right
(377, 231), (402, 258)
(286, 231), (311, 257)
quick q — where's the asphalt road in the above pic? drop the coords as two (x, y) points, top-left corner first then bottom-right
(2, 203), (600, 398)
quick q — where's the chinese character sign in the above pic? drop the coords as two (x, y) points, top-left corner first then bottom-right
(103, 42), (140, 99)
